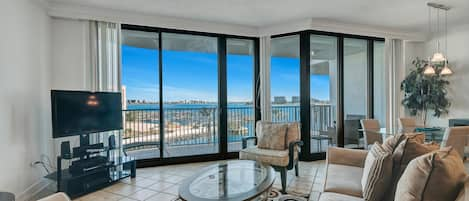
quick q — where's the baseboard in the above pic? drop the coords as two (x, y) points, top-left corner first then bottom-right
(16, 178), (53, 201)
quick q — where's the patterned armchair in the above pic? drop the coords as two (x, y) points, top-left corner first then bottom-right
(239, 121), (303, 193)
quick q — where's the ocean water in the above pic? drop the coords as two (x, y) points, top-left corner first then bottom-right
(126, 103), (253, 110)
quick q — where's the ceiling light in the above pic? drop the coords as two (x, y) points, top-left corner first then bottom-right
(430, 52), (446, 62)
(427, 2), (453, 75)
(423, 63), (436, 75)
(440, 61), (453, 75)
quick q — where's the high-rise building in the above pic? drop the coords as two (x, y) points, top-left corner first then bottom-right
(273, 96), (287, 104)
(292, 96), (300, 103)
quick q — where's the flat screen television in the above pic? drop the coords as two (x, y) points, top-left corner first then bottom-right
(51, 90), (123, 138)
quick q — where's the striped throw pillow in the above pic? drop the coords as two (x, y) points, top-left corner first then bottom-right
(361, 142), (393, 201)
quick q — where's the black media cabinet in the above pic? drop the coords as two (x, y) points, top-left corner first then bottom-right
(45, 135), (136, 199)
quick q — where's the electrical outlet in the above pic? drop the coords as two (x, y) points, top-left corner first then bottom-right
(31, 161), (42, 167)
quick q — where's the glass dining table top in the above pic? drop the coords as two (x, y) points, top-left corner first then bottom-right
(178, 160), (275, 201)
(357, 127), (447, 143)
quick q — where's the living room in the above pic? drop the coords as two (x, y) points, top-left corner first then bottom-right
(1, 0), (469, 201)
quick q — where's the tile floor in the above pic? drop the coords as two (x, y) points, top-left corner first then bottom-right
(73, 160), (326, 201)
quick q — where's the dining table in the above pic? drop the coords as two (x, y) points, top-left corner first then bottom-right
(357, 127), (447, 144)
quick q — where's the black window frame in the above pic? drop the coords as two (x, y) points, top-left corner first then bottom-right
(121, 24), (260, 167)
(272, 30), (385, 161)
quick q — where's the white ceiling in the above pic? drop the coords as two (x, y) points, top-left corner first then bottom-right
(47, 0), (469, 33)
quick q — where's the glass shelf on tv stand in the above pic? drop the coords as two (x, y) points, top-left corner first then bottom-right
(61, 148), (134, 164)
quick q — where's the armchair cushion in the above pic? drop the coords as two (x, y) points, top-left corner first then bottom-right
(239, 147), (297, 167)
(324, 164), (363, 197)
(286, 122), (300, 147)
(395, 147), (467, 201)
(256, 121), (288, 150)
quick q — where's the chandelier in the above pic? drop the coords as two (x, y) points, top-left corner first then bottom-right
(424, 3), (453, 76)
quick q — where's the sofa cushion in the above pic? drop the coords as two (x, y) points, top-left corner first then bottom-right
(319, 192), (364, 201)
(256, 121), (288, 150)
(361, 143), (393, 201)
(239, 147), (295, 167)
(385, 137), (439, 201)
(395, 147), (467, 201)
(324, 164), (363, 198)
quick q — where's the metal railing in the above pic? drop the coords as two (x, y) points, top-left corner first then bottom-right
(122, 105), (334, 152)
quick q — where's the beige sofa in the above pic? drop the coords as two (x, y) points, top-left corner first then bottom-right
(319, 147), (469, 201)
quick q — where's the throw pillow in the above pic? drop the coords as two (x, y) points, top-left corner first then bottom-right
(256, 121), (288, 150)
(361, 143), (393, 201)
(395, 147), (467, 201)
(403, 132), (425, 144)
(382, 133), (405, 153)
(385, 137), (439, 201)
(382, 132), (425, 153)
(285, 122), (300, 149)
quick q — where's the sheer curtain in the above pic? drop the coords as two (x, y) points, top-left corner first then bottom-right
(384, 38), (404, 132)
(259, 36), (272, 121)
(88, 21), (122, 148)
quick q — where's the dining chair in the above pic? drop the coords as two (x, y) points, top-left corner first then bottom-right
(360, 119), (382, 149)
(398, 117), (417, 133)
(441, 126), (469, 160)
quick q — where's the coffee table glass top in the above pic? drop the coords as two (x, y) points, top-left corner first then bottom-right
(179, 160), (275, 201)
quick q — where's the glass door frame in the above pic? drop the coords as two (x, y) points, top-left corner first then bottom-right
(122, 24), (260, 167)
(272, 30), (384, 161)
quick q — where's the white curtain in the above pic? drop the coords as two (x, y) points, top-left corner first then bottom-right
(259, 36), (272, 121)
(89, 21), (121, 92)
(385, 38), (404, 132)
(88, 21), (122, 148)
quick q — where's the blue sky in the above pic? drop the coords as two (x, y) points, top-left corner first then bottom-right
(122, 45), (330, 102)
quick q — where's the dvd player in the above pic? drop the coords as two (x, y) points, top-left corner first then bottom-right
(69, 156), (110, 174)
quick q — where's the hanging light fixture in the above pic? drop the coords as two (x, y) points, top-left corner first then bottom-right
(424, 59), (436, 75)
(430, 5), (446, 62)
(427, 3), (453, 75)
(440, 7), (453, 75)
(440, 61), (453, 75)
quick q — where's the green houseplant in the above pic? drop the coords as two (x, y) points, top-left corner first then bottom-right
(400, 58), (451, 126)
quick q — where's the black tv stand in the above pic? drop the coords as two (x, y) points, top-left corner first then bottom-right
(45, 134), (136, 199)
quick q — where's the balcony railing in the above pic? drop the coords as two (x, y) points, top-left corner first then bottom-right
(122, 105), (334, 154)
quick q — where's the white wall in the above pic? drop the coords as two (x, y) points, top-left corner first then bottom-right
(0, 0), (52, 198)
(51, 18), (92, 91)
(424, 24), (469, 126)
(50, 17), (94, 162)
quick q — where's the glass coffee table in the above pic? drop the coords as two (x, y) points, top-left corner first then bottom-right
(178, 160), (275, 201)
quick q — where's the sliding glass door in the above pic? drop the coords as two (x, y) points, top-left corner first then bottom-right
(121, 25), (259, 163)
(121, 29), (160, 160)
(226, 38), (255, 152)
(310, 35), (338, 153)
(270, 35), (300, 123)
(271, 31), (385, 160)
(161, 33), (219, 157)
(343, 38), (368, 149)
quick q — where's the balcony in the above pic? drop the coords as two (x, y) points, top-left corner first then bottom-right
(123, 105), (334, 159)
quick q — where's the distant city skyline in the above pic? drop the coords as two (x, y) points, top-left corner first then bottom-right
(122, 45), (330, 103)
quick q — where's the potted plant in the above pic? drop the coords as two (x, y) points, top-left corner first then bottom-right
(400, 58), (451, 126)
